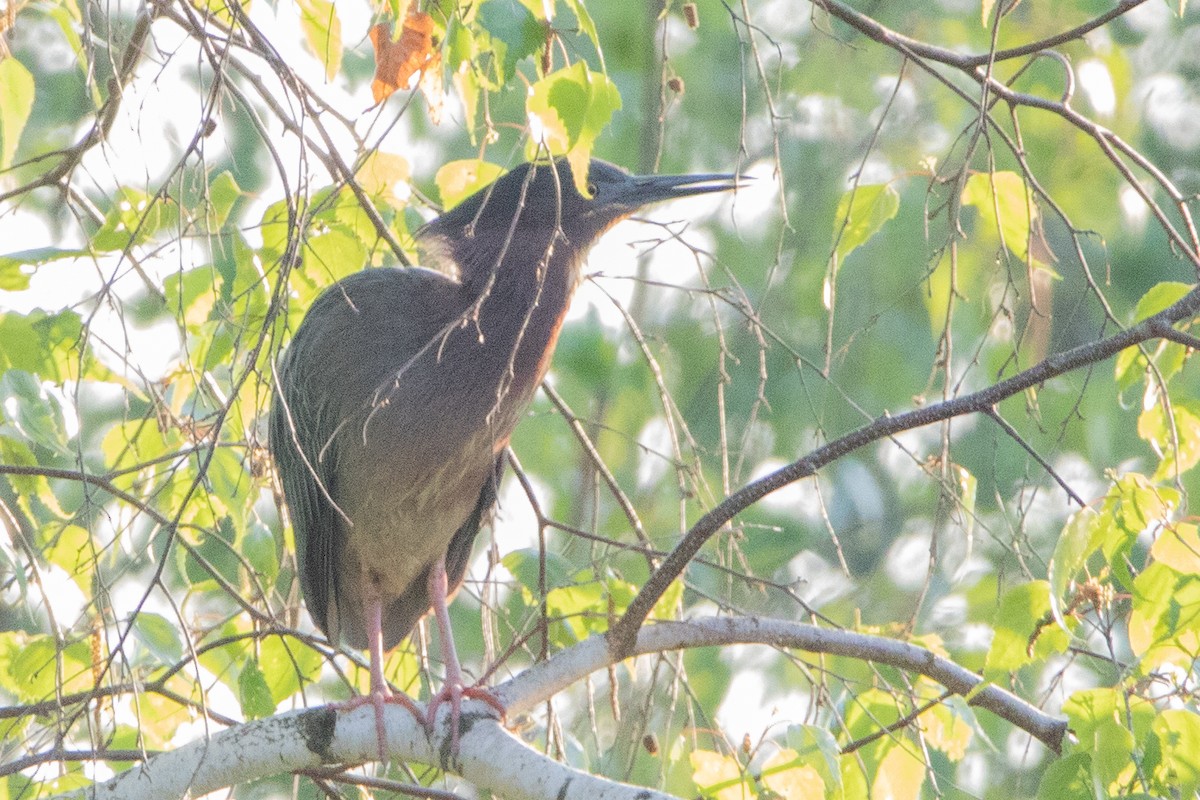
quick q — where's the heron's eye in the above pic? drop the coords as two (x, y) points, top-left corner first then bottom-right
(587, 182), (598, 197)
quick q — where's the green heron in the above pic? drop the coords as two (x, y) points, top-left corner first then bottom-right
(269, 157), (739, 759)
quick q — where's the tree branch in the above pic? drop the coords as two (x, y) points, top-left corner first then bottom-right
(58, 697), (675, 800)
(609, 288), (1200, 655)
(0, 0), (157, 204)
(57, 616), (1066, 800)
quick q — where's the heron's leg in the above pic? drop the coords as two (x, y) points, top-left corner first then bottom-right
(425, 556), (505, 753)
(335, 595), (424, 762)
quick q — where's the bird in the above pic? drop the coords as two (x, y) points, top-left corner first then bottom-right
(269, 156), (739, 760)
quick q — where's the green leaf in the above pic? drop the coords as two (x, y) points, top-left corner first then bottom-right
(206, 447), (255, 529)
(479, 0), (543, 80)
(0, 434), (55, 518)
(1063, 688), (1155, 747)
(259, 197), (292, 262)
(954, 463), (977, 542)
(92, 187), (178, 252)
(435, 159), (506, 210)
(1036, 752), (1092, 800)
(985, 580), (1070, 676)
(1114, 283), (1194, 392)
(525, 61), (621, 196)
(0, 632), (42, 700)
(1114, 344), (1145, 395)
(1135, 281), (1193, 322)
(1091, 716), (1135, 787)
(924, 252), (953, 335)
(319, 186), (377, 244)
(242, 521), (280, 585)
(1129, 561), (1200, 665)
(1151, 522), (1200, 573)
(219, 231), (271, 316)
(0, 309), (86, 382)
(784, 724), (842, 792)
(43, 524), (94, 591)
(651, 576), (684, 621)
(1095, 473), (1178, 587)
(0, 57), (35, 169)
(922, 696), (975, 761)
(207, 171), (242, 231)
(832, 184), (900, 265)
(164, 267), (218, 330)
(296, 0), (343, 82)
(6, 635), (93, 702)
(101, 418), (177, 482)
(1151, 709), (1200, 796)
(238, 659), (276, 720)
(258, 635), (322, 702)
(962, 171), (1038, 263)
(133, 612), (184, 665)
(839, 702), (927, 800)
(41, 0), (98, 104)
(545, 581), (606, 641)
(0, 371), (70, 455)
(304, 226), (368, 285)
(450, 38), (486, 143)
(501, 548), (575, 598)
(1139, 400), (1200, 480)
(446, 15), (477, 72)
(871, 737), (925, 800)
(7, 635), (54, 700)
(0, 248), (86, 290)
(33, 771), (93, 796)
(845, 688), (905, 738)
(1048, 507), (1101, 628)
(562, 0), (602, 59)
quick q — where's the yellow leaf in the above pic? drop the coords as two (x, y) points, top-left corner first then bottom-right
(762, 749), (826, 799)
(435, 159), (506, 210)
(924, 703), (973, 760)
(874, 740), (925, 800)
(296, 0), (342, 82)
(924, 252), (952, 336)
(1152, 523), (1200, 573)
(651, 578), (684, 620)
(357, 151), (411, 209)
(43, 524), (94, 590)
(690, 749), (750, 800)
(961, 171), (1038, 264)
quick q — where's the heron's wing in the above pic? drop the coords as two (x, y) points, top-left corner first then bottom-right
(269, 339), (344, 643)
(444, 453), (505, 594)
(380, 453), (505, 651)
(272, 268), (472, 647)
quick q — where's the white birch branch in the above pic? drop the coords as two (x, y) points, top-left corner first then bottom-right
(54, 616), (1067, 800)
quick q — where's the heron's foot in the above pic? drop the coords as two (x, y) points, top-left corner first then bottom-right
(427, 681), (506, 754)
(335, 688), (426, 761)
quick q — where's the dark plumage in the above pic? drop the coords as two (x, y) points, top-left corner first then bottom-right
(269, 157), (738, 757)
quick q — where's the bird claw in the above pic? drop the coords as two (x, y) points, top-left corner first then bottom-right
(335, 687), (425, 762)
(426, 681), (506, 755)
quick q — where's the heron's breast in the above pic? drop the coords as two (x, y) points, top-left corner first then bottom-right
(337, 449), (492, 601)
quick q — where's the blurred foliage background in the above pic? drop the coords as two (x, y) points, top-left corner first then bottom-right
(2, 0), (1200, 797)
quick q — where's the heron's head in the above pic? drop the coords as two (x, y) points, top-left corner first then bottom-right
(418, 158), (740, 287)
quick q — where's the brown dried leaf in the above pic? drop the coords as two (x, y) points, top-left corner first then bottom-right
(369, 11), (438, 105)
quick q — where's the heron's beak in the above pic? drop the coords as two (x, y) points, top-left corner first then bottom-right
(622, 172), (747, 207)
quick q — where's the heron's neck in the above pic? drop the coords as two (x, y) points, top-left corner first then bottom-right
(424, 227), (587, 393)
(475, 235), (584, 375)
